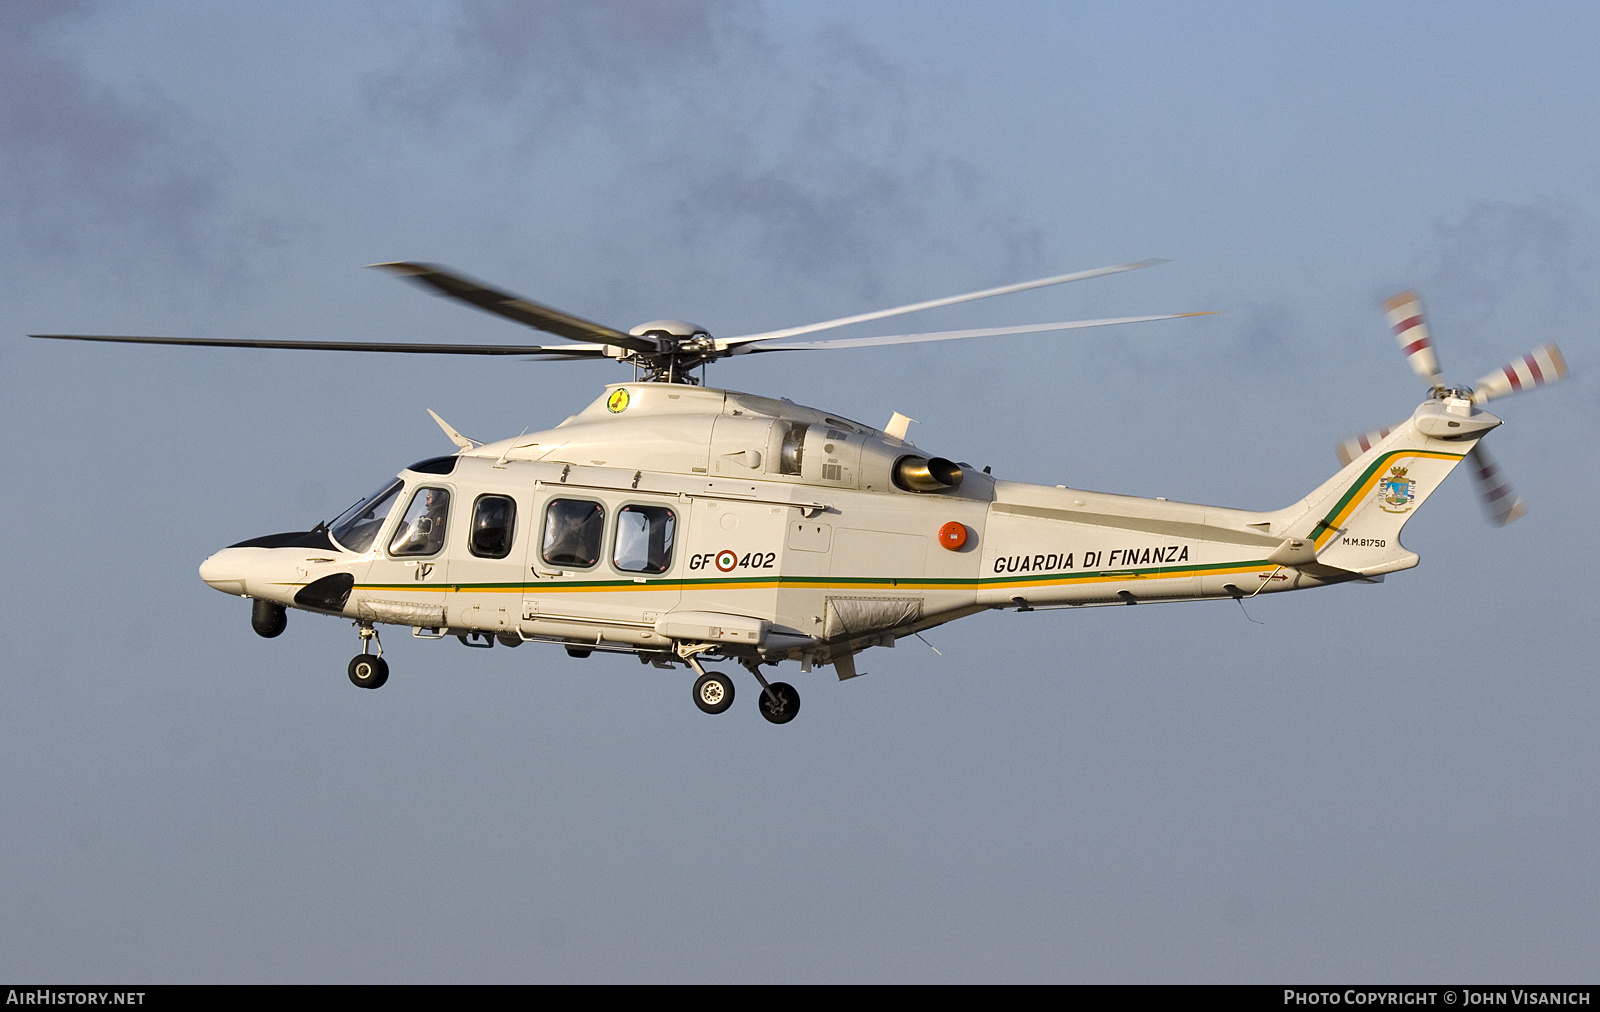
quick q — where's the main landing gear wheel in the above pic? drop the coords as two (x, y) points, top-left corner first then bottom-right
(756, 681), (800, 724)
(692, 671), (735, 714)
(348, 654), (389, 689)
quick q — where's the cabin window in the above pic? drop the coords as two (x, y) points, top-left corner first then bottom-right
(389, 486), (451, 557)
(613, 504), (676, 574)
(329, 478), (403, 554)
(470, 495), (517, 559)
(407, 455), (458, 475)
(542, 499), (604, 568)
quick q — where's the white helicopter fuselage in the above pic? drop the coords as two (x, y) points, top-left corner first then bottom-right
(37, 260), (1562, 717)
(198, 381), (1498, 679)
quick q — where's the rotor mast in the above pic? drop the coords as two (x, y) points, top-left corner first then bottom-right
(616, 320), (719, 384)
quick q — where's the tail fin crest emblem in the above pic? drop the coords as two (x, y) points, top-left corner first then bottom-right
(1378, 466), (1416, 513)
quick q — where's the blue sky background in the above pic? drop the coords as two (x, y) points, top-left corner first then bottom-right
(2, 1), (1597, 982)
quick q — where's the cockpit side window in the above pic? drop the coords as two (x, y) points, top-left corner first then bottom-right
(470, 495), (517, 559)
(328, 478), (404, 554)
(613, 504), (676, 574)
(389, 486), (451, 557)
(541, 498), (604, 568)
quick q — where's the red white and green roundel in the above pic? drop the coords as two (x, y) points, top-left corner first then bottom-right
(714, 550), (738, 572)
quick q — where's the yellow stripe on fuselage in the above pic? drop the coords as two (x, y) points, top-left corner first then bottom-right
(340, 557), (1285, 598)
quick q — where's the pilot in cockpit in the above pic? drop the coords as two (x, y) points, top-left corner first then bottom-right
(391, 486), (451, 556)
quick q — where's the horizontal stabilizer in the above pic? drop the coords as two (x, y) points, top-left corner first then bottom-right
(1267, 538), (1317, 566)
(1292, 561), (1375, 583)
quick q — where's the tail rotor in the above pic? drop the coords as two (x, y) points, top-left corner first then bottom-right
(1471, 344), (1568, 404)
(1337, 291), (1568, 525)
(1335, 425), (1396, 468)
(1383, 290), (1444, 390)
(1466, 444), (1526, 527)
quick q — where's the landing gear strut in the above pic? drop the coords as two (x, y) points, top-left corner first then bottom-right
(678, 645), (800, 722)
(348, 624), (388, 689)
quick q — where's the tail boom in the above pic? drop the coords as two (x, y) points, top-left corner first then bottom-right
(973, 399), (1496, 611)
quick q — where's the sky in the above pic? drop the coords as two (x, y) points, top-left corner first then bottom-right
(2, 1), (1598, 983)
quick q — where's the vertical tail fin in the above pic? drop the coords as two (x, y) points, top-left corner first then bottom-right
(1276, 401), (1498, 576)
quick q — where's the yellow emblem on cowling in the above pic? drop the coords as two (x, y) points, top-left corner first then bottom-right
(607, 388), (631, 413)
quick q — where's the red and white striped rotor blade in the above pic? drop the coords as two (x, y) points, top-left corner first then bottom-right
(1471, 343), (1568, 404)
(1335, 424), (1397, 467)
(1467, 445), (1526, 526)
(1382, 290), (1444, 388)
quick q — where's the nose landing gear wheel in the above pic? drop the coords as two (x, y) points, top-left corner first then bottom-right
(756, 681), (800, 724)
(348, 654), (389, 689)
(692, 671), (735, 714)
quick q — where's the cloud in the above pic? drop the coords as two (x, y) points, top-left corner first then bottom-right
(1414, 199), (1596, 312)
(671, 25), (1045, 298)
(369, 0), (750, 127)
(0, 2), (229, 264)
(366, 2), (1045, 296)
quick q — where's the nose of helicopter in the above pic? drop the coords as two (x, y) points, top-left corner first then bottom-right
(198, 548), (253, 597)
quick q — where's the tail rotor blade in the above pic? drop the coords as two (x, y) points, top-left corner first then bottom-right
(1335, 424), (1397, 467)
(1468, 445), (1526, 526)
(1383, 291), (1444, 389)
(1472, 343), (1569, 403)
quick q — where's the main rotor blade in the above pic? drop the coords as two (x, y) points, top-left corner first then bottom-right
(736, 312), (1211, 352)
(371, 261), (659, 355)
(719, 258), (1171, 347)
(1382, 291), (1444, 389)
(1472, 343), (1568, 403)
(1467, 444), (1526, 525)
(30, 334), (611, 357)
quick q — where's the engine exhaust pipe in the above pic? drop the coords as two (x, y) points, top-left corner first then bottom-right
(893, 455), (964, 492)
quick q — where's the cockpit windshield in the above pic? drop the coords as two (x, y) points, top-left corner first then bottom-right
(328, 478), (403, 554)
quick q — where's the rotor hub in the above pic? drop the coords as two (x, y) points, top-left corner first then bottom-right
(628, 320), (709, 339)
(616, 321), (718, 384)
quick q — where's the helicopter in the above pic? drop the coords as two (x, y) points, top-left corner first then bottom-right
(32, 261), (1567, 723)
